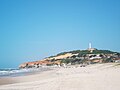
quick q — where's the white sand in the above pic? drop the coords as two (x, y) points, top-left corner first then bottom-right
(0, 63), (120, 90)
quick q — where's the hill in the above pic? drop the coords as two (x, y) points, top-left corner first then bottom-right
(19, 49), (120, 69)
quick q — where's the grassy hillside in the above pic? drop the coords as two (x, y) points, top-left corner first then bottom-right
(54, 49), (117, 57)
(19, 49), (120, 68)
(47, 49), (120, 64)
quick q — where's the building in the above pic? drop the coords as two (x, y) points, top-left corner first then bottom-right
(87, 43), (97, 52)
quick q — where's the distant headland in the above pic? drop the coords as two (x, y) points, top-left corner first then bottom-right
(19, 43), (120, 69)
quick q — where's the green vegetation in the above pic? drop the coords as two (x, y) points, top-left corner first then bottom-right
(55, 50), (116, 57)
(92, 50), (116, 54)
(48, 49), (120, 65)
(61, 59), (72, 64)
(103, 58), (113, 63)
(61, 58), (84, 64)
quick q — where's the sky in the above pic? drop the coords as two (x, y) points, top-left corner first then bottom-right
(0, 0), (120, 68)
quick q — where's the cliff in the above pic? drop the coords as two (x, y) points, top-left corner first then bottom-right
(19, 53), (75, 68)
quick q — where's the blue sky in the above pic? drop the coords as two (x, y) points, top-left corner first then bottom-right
(0, 0), (120, 68)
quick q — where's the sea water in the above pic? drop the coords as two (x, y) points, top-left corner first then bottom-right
(0, 67), (50, 77)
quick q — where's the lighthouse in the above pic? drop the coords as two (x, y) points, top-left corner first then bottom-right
(89, 43), (92, 49)
(87, 43), (96, 53)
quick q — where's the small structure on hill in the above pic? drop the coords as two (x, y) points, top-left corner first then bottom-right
(87, 43), (97, 53)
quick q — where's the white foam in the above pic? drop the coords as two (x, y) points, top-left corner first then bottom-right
(0, 68), (50, 77)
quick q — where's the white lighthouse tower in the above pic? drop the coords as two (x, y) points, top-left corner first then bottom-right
(89, 43), (92, 49)
(87, 43), (96, 52)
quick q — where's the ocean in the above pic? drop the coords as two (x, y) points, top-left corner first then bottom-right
(0, 67), (51, 77)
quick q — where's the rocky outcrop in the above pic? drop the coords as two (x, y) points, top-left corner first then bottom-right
(19, 60), (61, 69)
(19, 60), (49, 69)
(19, 63), (27, 69)
(19, 53), (75, 69)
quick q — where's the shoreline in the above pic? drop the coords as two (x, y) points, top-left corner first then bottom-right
(0, 63), (120, 90)
(0, 67), (53, 85)
(0, 67), (52, 77)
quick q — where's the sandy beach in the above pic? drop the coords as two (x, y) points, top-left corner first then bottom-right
(0, 63), (120, 90)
